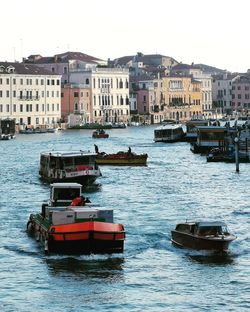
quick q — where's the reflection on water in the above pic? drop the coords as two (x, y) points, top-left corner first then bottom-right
(45, 256), (125, 280)
(188, 251), (235, 266)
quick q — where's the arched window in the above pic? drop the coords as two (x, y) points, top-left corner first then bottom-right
(86, 78), (89, 84)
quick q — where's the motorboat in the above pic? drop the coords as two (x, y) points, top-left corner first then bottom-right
(96, 150), (148, 166)
(92, 129), (109, 138)
(154, 123), (185, 143)
(171, 221), (236, 251)
(27, 183), (125, 254)
(39, 150), (102, 186)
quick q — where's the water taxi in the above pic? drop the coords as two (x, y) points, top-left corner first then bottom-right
(171, 221), (236, 251)
(92, 129), (109, 138)
(39, 151), (101, 186)
(154, 123), (185, 143)
(27, 183), (125, 254)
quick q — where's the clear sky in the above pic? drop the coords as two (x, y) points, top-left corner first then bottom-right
(1, 0), (250, 72)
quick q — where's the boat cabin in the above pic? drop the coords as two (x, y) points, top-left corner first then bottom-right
(191, 126), (228, 153)
(50, 182), (82, 206)
(175, 221), (229, 236)
(39, 150), (101, 184)
(154, 124), (184, 142)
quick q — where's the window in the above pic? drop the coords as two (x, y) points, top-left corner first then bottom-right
(6, 78), (9, 85)
(57, 103), (59, 111)
(20, 104), (23, 112)
(26, 104), (29, 112)
(36, 79), (39, 85)
(86, 78), (89, 84)
(13, 90), (16, 97)
(41, 79), (44, 85)
(64, 67), (67, 73)
(47, 104), (49, 111)
(57, 79), (60, 85)
(36, 117), (39, 124)
(0, 78), (2, 84)
(6, 104), (9, 112)
(36, 104), (39, 111)
(0, 90), (2, 97)
(47, 91), (49, 97)
(74, 92), (79, 97)
(29, 104), (32, 112)
(13, 78), (16, 85)
(0, 104), (2, 112)
(51, 79), (55, 85)
(47, 79), (50, 85)
(13, 104), (16, 112)
(6, 90), (10, 97)
(52, 103), (54, 111)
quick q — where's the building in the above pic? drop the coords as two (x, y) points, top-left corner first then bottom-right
(0, 62), (61, 128)
(212, 73), (235, 116)
(171, 63), (213, 117)
(162, 76), (203, 121)
(24, 51), (106, 85)
(61, 83), (91, 124)
(69, 67), (130, 124)
(131, 77), (165, 124)
(231, 75), (250, 116)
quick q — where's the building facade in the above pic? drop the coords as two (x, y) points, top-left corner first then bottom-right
(69, 67), (130, 124)
(0, 62), (61, 128)
(162, 76), (203, 121)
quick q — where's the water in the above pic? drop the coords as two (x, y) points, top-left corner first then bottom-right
(0, 126), (249, 312)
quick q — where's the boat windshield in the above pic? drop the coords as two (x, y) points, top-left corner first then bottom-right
(197, 226), (223, 236)
(53, 187), (81, 201)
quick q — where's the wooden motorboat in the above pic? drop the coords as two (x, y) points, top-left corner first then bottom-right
(92, 129), (109, 138)
(27, 183), (125, 254)
(171, 221), (236, 251)
(39, 151), (102, 186)
(96, 150), (148, 166)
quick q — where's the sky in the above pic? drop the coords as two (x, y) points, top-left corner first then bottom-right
(1, 0), (250, 73)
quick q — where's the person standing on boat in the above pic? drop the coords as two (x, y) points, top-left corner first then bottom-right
(94, 144), (99, 154)
(128, 146), (132, 154)
(70, 195), (86, 206)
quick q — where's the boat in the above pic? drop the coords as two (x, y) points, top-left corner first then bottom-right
(171, 221), (236, 251)
(92, 129), (109, 138)
(27, 182), (125, 254)
(96, 149), (148, 166)
(154, 123), (185, 143)
(39, 151), (102, 186)
(111, 123), (126, 129)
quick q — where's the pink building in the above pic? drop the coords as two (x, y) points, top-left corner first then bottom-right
(61, 84), (91, 123)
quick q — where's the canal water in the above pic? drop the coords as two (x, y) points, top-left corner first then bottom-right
(0, 126), (249, 312)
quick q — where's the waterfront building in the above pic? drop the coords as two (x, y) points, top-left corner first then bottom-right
(231, 74), (250, 116)
(130, 77), (165, 124)
(171, 64), (213, 118)
(212, 73), (235, 116)
(61, 83), (91, 125)
(25, 52), (129, 124)
(0, 62), (61, 128)
(162, 76), (203, 121)
(69, 67), (130, 124)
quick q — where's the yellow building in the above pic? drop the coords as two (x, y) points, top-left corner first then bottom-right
(162, 76), (203, 121)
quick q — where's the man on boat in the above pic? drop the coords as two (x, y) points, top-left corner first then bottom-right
(94, 144), (99, 154)
(70, 195), (87, 206)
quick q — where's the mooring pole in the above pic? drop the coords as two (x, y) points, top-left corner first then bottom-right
(234, 136), (239, 173)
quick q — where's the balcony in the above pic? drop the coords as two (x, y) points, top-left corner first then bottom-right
(18, 96), (40, 101)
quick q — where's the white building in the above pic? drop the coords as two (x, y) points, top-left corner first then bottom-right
(69, 67), (130, 124)
(0, 62), (61, 128)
